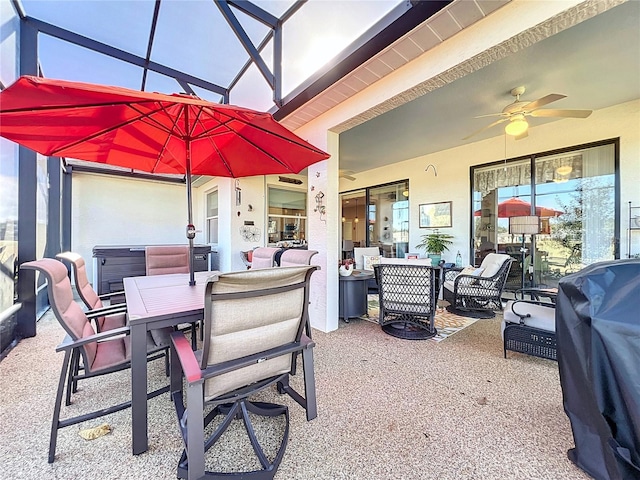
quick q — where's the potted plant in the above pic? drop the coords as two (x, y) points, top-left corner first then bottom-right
(416, 229), (454, 265)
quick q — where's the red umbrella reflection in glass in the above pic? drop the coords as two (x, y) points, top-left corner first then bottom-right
(475, 197), (562, 218)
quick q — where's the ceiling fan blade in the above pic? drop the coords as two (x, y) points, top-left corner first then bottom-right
(473, 112), (507, 119)
(462, 118), (508, 140)
(515, 129), (529, 141)
(521, 93), (566, 111)
(530, 108), (593, 118)
(341, 174), (356, 181)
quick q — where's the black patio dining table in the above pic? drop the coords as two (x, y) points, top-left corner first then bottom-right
(124, 270), (218, 455)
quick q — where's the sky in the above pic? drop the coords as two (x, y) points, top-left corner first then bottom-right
(16, 0), (400, 111)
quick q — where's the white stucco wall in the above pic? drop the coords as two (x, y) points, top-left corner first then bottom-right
(72, 173), (203, 283)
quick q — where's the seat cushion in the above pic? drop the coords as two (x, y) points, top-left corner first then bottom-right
(503, 300), (556, 333)
(480, 253), (511, 277)
(99, 312), (126, 332)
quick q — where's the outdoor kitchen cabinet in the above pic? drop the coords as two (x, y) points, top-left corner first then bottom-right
(93, 245), (212, 301)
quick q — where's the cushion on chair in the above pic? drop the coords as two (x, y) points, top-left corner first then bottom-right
(502, 300), (556, 337)
(363, 254), (382, 270)
(460, 265), (484, 276)
(480, 253), (512, 277)
(353, 247), (381, 270)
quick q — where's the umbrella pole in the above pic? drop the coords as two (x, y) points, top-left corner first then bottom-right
(186, 137), (196, 286)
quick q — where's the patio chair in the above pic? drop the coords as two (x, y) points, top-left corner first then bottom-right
(502, 298), (556, 360)
(56, 251), (126, 332)
(374, 263), (437, 340)
(170, 265), (319, 480)
(145, 245), (190, 276)
(279, 249), (318, 266)
(240, 249), (253, 269)
(145, 245), (199, 348)
(443, 253), (513, 318)
(56, 252), (159, 398)
(20, 258), (170, 463)
(250, 246), (281, 269)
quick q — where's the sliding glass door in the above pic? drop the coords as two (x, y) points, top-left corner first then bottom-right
(472, 140), (617, 290)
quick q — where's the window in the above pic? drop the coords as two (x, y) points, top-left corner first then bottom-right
(471, 140), (617, 290)
(267, 187), (306, 245)
(206, 190), (218, 244)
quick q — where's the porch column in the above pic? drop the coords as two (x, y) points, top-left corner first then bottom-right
(307, 132), (339, 332)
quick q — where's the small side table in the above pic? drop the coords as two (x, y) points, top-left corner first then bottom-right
(339, 270), (374, 322)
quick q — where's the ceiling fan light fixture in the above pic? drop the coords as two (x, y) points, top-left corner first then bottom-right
(505, 115), (529, 136)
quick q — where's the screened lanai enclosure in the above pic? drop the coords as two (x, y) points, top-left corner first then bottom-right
(0, 0), (457, 354)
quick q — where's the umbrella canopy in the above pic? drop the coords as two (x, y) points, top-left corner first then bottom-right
(0, 75), (330, 284)
(474, 197), (562, 218)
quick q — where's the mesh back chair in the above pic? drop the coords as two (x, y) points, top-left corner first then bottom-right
(145, 245), (199, 348)
(278, 249), (318, 267)
(20, 258), (170, 463)
(170, 265), (319, 480)
(56, 251), (126, 332)
(443, 253), (513, 318)
(374, 264), (438, 340)
(250, 247), (281, 269)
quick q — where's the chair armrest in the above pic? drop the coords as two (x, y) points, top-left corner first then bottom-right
(170, 331), (202, 383)
(510, 299), (555, 323)
(85, 304), (127, 319)
(453, 273), (493, 289)
(55, 325), (131, 352)
(443, 267), (463, 282)
(197, 336), (315, 385)
(99, 291), (126, 302)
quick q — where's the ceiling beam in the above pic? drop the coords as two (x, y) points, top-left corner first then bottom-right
(25, 16), (229, 97)
(272, 0), (453, 121)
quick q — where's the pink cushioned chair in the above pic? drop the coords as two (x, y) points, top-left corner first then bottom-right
(56, 251), (126, 332)
(20, 258), (170, 463)
(145, 245), (199, 348)
(250, 247), (281, 269)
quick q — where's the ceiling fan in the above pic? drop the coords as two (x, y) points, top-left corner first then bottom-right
(339, 169), (356, 181)
(463, 86), (593, 140)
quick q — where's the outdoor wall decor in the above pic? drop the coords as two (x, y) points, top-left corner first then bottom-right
(419, 201), (452, 228)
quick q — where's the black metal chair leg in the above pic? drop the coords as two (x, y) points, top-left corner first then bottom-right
(50, 349), (72, 463)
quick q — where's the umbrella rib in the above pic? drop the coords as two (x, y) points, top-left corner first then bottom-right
(197, 105), (328, 155)
(149, 106), (186, 173)
(46, 102), (177, 157)
(191, 108), (236, 177)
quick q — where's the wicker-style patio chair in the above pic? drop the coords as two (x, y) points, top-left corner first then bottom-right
(374, 263), (438, 340)
(443, 253), (513, 318)
(20, 258), (170, 463)
(170, 265), (318, 480)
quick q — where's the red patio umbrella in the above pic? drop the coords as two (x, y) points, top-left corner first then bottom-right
(474, 197), (562, 218)
(0, 75), (330, 284)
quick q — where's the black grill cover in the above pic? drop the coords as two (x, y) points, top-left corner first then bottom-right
(556, 259), (640, 480)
